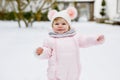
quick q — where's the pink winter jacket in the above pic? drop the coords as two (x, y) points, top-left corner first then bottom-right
(37, 33), (103, 80)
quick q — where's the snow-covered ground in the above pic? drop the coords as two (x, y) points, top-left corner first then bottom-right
(0, 21), (120, 80)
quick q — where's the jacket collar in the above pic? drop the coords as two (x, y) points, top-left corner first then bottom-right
(49, 28), (76, 38)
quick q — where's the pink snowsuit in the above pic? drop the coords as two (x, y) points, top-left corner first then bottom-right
(37, 33), (103, 80)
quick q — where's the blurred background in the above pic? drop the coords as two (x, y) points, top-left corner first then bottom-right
(0, 0), (120, 28)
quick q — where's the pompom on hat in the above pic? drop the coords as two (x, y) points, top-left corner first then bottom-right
(47, 6), (78, 27)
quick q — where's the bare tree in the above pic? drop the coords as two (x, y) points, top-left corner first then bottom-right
(32, 0), (56, 21)
(0, 0), (11, 12)
(15, 0), (56, 28)
(1, 0), (56, 28)
(15, 0), (31, 27)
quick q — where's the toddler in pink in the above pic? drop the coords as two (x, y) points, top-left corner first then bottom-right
(36, 7), (104, 80)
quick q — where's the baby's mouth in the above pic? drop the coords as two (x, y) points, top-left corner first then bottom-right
(57, 29), (65, 31)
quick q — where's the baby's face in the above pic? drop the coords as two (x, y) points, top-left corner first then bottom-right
(52, 18), (70, 34)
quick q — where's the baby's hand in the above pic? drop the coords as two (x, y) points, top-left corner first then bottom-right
(97, 35), (105, 43)
(36, 47), (43, 55)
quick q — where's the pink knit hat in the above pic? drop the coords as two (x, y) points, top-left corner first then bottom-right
(47, 6), (78, 27)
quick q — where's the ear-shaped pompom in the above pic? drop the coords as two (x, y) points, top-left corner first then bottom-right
(66, 7), (78, 20)
(47, 10), (57, 20)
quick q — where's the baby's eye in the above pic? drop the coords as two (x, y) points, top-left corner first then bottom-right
(55, 23), (59, 25)
(62, 23), (66, 25)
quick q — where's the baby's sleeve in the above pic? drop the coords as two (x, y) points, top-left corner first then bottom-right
(35, 38), (53, 59)
(75, 34), (104, 48)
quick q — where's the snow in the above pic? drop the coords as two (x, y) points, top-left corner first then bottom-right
(0, 21), (120, 80)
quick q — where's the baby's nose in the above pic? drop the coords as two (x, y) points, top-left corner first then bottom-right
(58, 24), (63, 28)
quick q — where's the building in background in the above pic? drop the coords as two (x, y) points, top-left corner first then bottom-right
(57, 0), (120, 22)
(57, 0), (94, 21)
(0, 0), (119, 24)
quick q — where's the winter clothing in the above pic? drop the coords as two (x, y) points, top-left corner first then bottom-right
(37, 32), (103, 80)
(47, 7), (77, 28)
(49, 28), (76, 38)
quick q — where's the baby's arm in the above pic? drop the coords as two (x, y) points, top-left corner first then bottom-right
(77, 34), (105, 48)
(35, 39), (53, 59)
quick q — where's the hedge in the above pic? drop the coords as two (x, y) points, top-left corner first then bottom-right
(0, 11), (49, 21)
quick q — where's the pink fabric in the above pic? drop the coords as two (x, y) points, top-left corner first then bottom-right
(37, 34), (103, 80)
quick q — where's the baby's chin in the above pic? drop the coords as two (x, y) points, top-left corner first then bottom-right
(55, 31), (67, 34)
